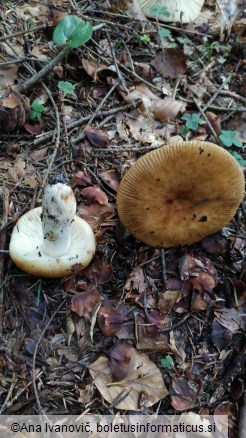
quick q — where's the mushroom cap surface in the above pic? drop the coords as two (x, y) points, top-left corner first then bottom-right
(136, 0), (205, 23)
(9, 207), (96, 277)
(116, 141), (245, 248)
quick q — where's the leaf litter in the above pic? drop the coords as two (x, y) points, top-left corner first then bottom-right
(0, 0), (245, 431)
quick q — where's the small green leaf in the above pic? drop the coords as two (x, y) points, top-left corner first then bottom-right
(139, 34), (151, 43)
(58, 81), (75, 94)
(160, 355), (174, 369)
(180, 126), (189, 137)
(181, 113), (205, 131)
(31, 102), (45, 121)
(149, 5), (170, 18)
(53, 15), (93, 49)
(219, 130), (243, 148)
(229, 150), (246, 166)
(159, 28), (171, 39)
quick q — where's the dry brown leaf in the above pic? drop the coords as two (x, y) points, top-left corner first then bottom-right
(99, 169), (120, 192)
(16, 2), (50, 22)
(80, 185), (108, 205)
(151, 49), (188, 79)
(97, 305), (126, 337)
(123, 84), (186, 122)
(84, 126), (109, 148)
(125, 266), (146, 294)
(0, 64), (19, 91)
(71, 291), (101, 320)
(77, 202), (115, 230)
(89, 351), (168, 410)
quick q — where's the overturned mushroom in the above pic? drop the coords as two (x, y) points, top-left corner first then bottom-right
(9, 183), (96, 277)
(136, 0), (205, 23)
(117, 141), (245, 248)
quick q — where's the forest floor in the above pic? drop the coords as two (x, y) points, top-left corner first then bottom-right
(0, 1), (245, 437)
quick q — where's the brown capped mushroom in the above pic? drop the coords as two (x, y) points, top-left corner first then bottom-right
(116, 141), (245, 248)
(136, 0), (205, 23)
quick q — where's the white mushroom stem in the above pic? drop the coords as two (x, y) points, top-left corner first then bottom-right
(42, 183), (76, 256)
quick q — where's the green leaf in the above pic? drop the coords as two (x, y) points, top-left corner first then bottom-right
(53, 15), (93, 49)
(229, 150), (246, 166)
(219, 130), (243, 148)
(160, 355), (174, 369)
(149, 5), (170, 18)
(31, 102), (44, 121)
(58, 81), (75, 94)
(181, 113), (205, 131)
(31, 102), (44, 113)
(159, 28), (171, 39)
(139, 34), (151, 43)
(180, 126), (189, 137)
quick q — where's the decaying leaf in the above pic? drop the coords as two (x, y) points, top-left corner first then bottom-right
(108, 344), (137, 381)
(89, 350), (168, 410)
(151, 49), (188, 79)
(170, 376), (201, 410)
(122, 84), (186, 122)
(99, 169), (120, 192)
(84, 126), (109, 148)
(77, 202), (115, 230)
(97, 305), (126, 337)
(0, 89), (30, 132)
(80, 185), (108, 205)
(71, 291), (101, 320)
(82, 255), (112, 284)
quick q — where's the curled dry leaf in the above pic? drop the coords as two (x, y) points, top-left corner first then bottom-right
(151, 49), (188, 79)
(77, 202), (115, 231)
(108, 344), (136, 381)
(84, 126), (109, 148)
(82, 255), (112, 285)
(80, 185), (108, 205)
(170, 376), (201, 410)
(99, 169), (120, 192)
(0, 89), (30, 132)
(71, 291), (101, 320)
(89, 350), (168, 410)
(97, 305), (126, 337)
(125, 266), (146, 294)
(122, 84), (186, 122)
(71, 171), (92, 188)
(82, 59), (108, 82)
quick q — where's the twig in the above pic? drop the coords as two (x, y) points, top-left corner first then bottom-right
(160, 249), (167, 290)
(14, 24), (105, 94)
(72, 81), (120, 143)
(32, 299), (67, 413)
(38, 81), (61, 193)
(193, 98), (222, 145)
(0, 24), (46, 43)
(14, 46), (68, 94)
(239, 392), (246, 438)
(106, 30), (128, 94)
(0, 183), (9, 334)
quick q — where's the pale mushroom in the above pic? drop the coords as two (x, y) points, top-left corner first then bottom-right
(136, 0), (205, 23)
(116, 141), (245, 248)
(9, 183), (96, 277)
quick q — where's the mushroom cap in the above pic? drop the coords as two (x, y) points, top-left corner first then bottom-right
(9, 207), (96, 277)
(136, 0), (205, 23)
(116, 141), (245, 248)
